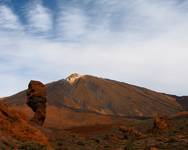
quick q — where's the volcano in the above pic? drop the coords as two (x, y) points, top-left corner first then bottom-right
(4, 74), (185, 128)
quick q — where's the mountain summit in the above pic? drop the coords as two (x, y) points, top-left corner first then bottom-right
(66, 73), (82, 84)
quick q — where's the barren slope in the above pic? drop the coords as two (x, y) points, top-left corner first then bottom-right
(4, 74), (184, 128)
(0, 102), (49, 149)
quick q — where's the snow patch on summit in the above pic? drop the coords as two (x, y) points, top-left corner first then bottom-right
(66, 73), (82, 84)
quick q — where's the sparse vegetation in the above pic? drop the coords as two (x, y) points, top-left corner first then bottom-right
(47, 116), (188, 150)
(17, 141), (47, 150)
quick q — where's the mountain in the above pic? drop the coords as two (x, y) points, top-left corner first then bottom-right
(4, 74), (185, 128)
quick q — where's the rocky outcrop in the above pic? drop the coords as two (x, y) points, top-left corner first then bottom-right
(26, 80), (47, 126)
(0, 102), (18, 122)
(0, 101), (49, 148)
(153, 115), (170, 132)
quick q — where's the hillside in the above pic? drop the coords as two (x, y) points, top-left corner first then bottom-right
(0, 101), (50, 149)
(4, 74), (184, 128)
(170, 96), (188, 110)
(1, 101), (188, 150)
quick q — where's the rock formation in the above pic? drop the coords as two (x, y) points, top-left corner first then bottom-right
(153, 115), (170, 132)
(26, 80), (47, 126)
(0, 101), (49, 148)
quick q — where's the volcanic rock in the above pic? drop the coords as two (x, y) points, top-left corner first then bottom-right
(26, 80), (47, 126)
(0, 101), (48, 148)
(119, 126), (143, 139)
(153, 115), (170, 132)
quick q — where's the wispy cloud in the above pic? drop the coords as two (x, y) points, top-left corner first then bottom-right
(26, 0), (52, 33)
(57, 7), (88, 41)
(0, 5), (22, 30)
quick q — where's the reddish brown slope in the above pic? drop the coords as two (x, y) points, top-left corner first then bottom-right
(4, 74), (184, 128)
(0, 102), (49, 149)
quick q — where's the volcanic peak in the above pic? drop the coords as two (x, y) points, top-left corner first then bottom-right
(66, 73), (82, 84)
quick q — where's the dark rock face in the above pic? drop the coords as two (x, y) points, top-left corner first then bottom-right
(26, 80), (47, 126)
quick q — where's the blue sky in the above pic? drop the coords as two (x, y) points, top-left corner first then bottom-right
(0, 0), (188, 96)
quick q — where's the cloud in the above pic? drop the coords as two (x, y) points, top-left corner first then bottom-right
(57, 6), (88, 41)
(0, 0), (188, 96)
(26, 0), (52, 33)
(0, 5), (23, 30)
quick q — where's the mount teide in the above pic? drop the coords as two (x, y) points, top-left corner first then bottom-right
(4, 74), (185, 128)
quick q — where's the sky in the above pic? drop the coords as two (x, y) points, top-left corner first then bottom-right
(0, 0), (188, 97)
